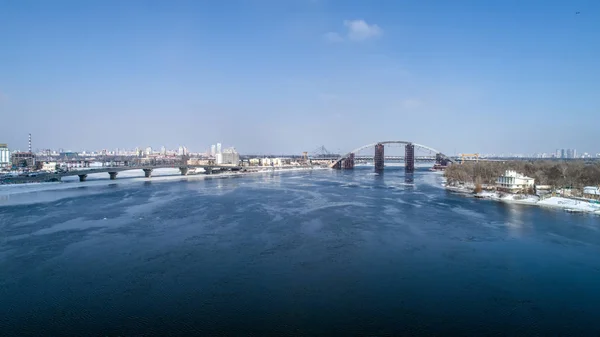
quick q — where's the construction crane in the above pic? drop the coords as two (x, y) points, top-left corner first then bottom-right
(459, 153), (479, 164)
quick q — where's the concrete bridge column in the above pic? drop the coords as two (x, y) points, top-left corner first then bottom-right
(108, 172), (118, 180)
(78, 174), (88, 182)
(343, 153), (355, 169)
(435, 153), (450, 168)
(405, 143), (415, 173)
(143, 168), (153, 178)
(179, 167), (188, 176)
(374, 143), (384, 171)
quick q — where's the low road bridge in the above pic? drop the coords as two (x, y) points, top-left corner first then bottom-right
(60, 164), (243, 182)
(330, 140), (453, 172)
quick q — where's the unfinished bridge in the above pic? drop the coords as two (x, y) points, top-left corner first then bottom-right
(330, 141), (453, 172)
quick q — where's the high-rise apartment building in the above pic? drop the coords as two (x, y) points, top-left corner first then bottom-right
(217, 147), (239, 165)
(0, 144), (10, 168)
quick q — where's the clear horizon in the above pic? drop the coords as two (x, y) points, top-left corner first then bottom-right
(1, 0), (599, 155)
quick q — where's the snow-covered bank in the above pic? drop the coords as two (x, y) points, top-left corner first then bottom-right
(445, 184), (600, 215)
(537, 197), (600, 214)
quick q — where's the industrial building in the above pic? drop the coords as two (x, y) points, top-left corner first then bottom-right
(11, 152), (36, 168)
(0, 144), (10, 169)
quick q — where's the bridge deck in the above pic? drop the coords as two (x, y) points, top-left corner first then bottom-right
(60, 164), (241, 177)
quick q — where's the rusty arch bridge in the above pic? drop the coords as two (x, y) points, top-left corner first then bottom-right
(329, 140), (453, 172)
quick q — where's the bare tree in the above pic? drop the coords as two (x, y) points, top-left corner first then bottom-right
(445, 161), (600, 190)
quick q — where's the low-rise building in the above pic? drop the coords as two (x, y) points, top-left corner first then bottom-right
(263, 158), (281, 167)
(40, 161), (58, 172)
(496, 170), (535, 193)
(583, 186), (600, 200)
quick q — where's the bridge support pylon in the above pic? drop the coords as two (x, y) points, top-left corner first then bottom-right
(179, 167), (188, 176)
(78, 174), (87, 182)
(342, 153), (355, 169)
(143, 168), (153, 178)
(108, 172), (118, 180)
(405, 143), (415, 173)
(374, 143), (384, 171)
(434, 153), (450, 169)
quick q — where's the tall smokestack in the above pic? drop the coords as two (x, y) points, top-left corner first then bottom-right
(28, 133), (31, 153)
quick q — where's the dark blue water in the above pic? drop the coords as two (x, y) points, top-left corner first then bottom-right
(1, 167), (600, 335)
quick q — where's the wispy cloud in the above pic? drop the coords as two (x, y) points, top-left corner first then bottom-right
(323, 32), (344, 43)
(402, 99), (422, 109)
(324, 19), (382, 43)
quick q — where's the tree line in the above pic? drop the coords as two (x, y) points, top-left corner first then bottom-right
(444, 161), (600, 189)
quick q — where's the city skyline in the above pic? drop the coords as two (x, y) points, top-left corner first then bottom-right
(3, 131), (600, 158)
(1, 0), (599, 154)
(7, 140), (600, 159)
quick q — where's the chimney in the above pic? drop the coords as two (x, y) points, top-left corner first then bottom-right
(29, 133), (32, 153)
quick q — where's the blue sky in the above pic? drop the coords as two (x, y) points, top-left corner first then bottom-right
(1, 0), (599, 155)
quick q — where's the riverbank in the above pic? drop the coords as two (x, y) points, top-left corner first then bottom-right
(445, 184), (600, 215)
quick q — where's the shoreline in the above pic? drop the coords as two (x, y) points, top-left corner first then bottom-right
(445, 184), (600, 215)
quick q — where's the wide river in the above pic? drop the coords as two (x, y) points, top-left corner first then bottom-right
(1, 167), (600, 335)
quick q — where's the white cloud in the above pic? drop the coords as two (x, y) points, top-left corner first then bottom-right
(324, 19), (382, 43)
(344, 20), (382, 41)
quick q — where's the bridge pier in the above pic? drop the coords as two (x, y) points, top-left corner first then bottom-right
(405, 143), (415, 173)
(108, 172), (118, 180)
(78, 174), (87, 182)
(434, 153), (450, 169)
(179, 167), (188, 176)
(143, 168), (153, 178)
(342, 153), (355, 169)
(374, 143), (384, 171)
